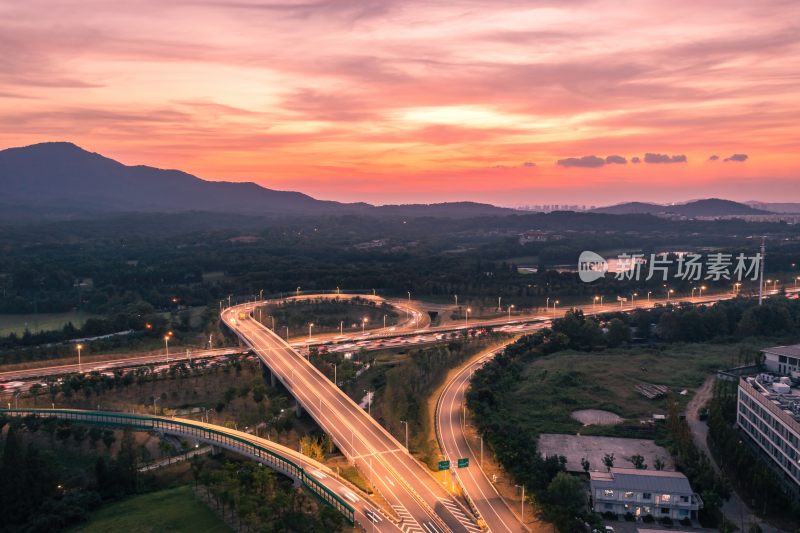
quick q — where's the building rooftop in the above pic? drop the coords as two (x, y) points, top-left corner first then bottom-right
(744, 374), (800, 423)
(762, 344), (800, 359)
(590, 468), (694, 494)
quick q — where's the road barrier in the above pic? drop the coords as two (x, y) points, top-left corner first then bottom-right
(0, 408), (355, 525)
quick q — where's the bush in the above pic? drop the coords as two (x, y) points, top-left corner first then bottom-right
(659, 516), (673, 526)
(624, 512), (635, 522)
(679, 517), (692, 527)
(642, 514), (655, 523)
(602, 511), (617, 520)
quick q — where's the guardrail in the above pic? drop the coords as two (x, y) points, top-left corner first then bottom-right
(0, 408), (355, 525)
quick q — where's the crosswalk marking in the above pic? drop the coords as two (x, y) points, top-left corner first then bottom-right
(438, 498), (483, 533)
(392, 505), (424, 533)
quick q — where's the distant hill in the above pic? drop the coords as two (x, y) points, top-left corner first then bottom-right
(746, 201), (800, 214)
(593, 198), (769, 217)
(0, 142), (513, 220)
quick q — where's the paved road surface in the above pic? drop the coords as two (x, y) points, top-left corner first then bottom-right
(225, 305), (481, 533)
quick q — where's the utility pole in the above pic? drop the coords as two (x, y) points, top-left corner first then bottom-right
(759, 236), (766, 306)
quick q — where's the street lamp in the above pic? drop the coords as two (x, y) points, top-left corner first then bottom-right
(336, 286), (340, 295)
(364, 389), (372, 416)
(76, 343), (83, 371)
(700, 285), (706, 298)
(296, 286), (301, 297)
(553, 300), (559, 314)
(339, 320), (344, 335)
(647, 290), (652, 303)
(593, 296), (599, 310)
(465, 307), (471, 327)
(308, 323), (314, 339)
(795, 277), (800, 290)
(691, 287), (697, 299)
(400, 420), (409, 451)
(632, 292), (638, 306)
(153, 397), (160, 415)
(259, 289), (264, 301)
(515, 484), (526, 523)
(383, 315), (387, 329)
(666, 288), (674, 301)
(164, 333), (172, 359)
(362, 317), (368, 334)
(508, 304), (514, 321)
(546, 297), (550, 312)
(454, 294), (458, 307)
(498, 296), (502, 311)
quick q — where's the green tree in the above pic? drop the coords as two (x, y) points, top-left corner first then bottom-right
(602, 453), (615, 471)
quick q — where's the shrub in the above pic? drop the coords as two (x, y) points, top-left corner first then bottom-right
(679, 517), (692, 527)
(602, 511), (617, 520)
(642, 514), (655, 523)
(624, 512), (635, 522)
(659, 516), (673, 526)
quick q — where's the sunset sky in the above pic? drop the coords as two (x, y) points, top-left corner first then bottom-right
(2, 0), (799, 206)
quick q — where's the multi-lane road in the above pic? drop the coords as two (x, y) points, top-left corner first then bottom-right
(2, 288), (796, 531)
(224, 304), (481, 533)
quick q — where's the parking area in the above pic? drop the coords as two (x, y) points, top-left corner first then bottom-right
(538, 434), (674, 472)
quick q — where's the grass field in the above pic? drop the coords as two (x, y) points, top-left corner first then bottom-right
(73, 485), (229, 533)
(0, 311), (98, 336)
(500, 340), (763, 438)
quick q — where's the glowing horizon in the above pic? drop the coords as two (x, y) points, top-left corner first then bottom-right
(2, 0), (799, 206)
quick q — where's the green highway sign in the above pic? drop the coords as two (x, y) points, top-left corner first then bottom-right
(457, 458), (469, 468)
(437, 460), (450, 471)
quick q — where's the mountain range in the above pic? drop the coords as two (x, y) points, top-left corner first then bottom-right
(591, 198), (771, 217)
(0, 142), (513, 220)
(0, 142), (793, 222)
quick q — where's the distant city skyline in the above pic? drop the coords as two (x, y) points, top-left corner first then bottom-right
(2, 1), (799, 205)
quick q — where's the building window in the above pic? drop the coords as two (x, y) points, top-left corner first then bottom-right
(680, 496), (689, 503)
(624, 491), (634, 499)
(603, 489), (614, 497)
(661, 508), (670, 514)
(680, 510), (689, 517)
(642, 493), (651, 500)
(605, 504), (613, 510)
(660, 494), (671, 503)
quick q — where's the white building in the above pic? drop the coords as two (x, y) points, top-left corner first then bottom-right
(590, 468), (702, 521)
(737, 373), (800, 496)
(761, 344), (800, 376)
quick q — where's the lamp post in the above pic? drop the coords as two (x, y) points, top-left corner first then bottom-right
(454, 294), (458, 307)
(296, 286), (301, 297)
(339, 321), (343, 335)
(400, 420), (409, 451)
(632, 292), (637, 306)
(364, 389), (372, 416)
(647, 290), (652, 303)
(284, 326), (289, 340)
(153, 397), (160, 415)
(498, 296), (502, 311)
(553, 300), (559, 314)
(699, 285), (706, 298)
(362, 317), (368, 334)
(383, 315), (387, 329)
(593, 296), (598, 310)
(259, 289), (263, 301)
(336, 286), (340, 295)
(76, 343), (83, 372)
(515, 484), (526, 523)
(465, 307), (471, 327)
(308, 323), (314, 339)
(164, 333), (172, 360)
(508, 304), (514, 321)
(546, 297), (550, 312)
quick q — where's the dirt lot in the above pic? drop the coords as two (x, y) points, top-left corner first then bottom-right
(537, 434), (674, 472)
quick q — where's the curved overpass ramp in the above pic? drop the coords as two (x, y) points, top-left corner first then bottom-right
(0, 408), (400, 531)
(224, 303), (481, 533)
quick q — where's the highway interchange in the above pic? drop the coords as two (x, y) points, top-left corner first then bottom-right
(2, 288), (794, 531)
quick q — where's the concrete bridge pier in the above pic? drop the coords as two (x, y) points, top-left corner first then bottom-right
(294, 401), (302, 418)
(261, 361), (277, 387)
